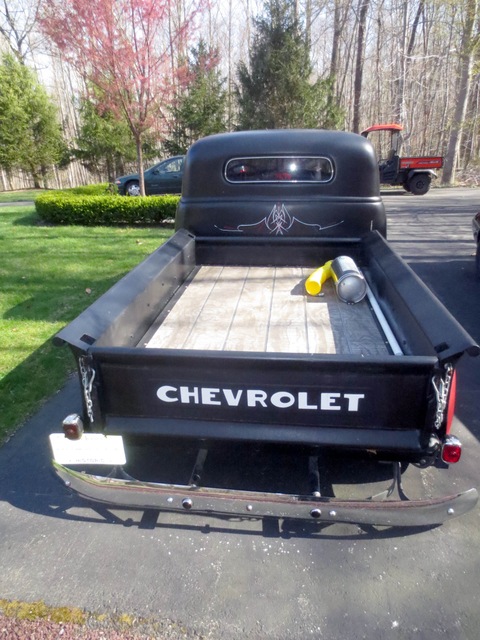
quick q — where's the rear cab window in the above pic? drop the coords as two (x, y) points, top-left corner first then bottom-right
(225, 156), (334, 183)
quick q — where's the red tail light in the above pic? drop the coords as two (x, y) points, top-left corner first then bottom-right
(445, 369), (457, 434)
(62, 414), (84, 441)
(442, 435), (462, 464)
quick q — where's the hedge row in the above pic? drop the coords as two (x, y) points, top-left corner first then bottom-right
(57, 183), (114, 196)
(35, 187), (180, 226)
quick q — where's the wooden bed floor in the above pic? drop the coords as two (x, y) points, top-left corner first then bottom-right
(145, 266), (390, 356)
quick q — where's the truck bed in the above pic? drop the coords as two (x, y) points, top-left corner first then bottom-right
(53, 230), (479, 455)
(143, 266), (389, 356)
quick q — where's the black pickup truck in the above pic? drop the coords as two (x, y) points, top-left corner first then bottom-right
(50, 129), (479, 527)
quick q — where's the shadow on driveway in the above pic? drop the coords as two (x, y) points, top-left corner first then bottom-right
(0, 375), (440, 541)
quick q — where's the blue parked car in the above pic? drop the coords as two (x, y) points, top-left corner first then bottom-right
(115, 156), (184, 196)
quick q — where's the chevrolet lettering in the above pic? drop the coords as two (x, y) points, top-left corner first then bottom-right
(156, 385), (365, 412)
(50, 129), (479, 527)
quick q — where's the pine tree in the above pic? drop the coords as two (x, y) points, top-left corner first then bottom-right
(74, 98), (157, 183)
(236, 0), (343, 130)
(0, 54), (65, 187)
(165, 41), (228, 155)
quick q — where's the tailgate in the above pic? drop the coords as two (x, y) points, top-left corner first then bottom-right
(88, 347), (438, 453)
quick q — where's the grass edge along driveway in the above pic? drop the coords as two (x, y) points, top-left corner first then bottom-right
(0, 202), (173, 442)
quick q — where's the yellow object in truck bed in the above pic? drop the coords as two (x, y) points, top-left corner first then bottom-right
(305, 260), (333, 296)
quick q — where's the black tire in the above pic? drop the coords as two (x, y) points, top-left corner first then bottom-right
(125, 180), (140, 196)
(407, 173), (431, 195)
(476, 242), (480, 280)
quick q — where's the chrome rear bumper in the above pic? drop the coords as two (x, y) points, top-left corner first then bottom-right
(53, 461), (478, 528)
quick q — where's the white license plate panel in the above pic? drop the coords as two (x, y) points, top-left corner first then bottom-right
(49, 433), (126, 466)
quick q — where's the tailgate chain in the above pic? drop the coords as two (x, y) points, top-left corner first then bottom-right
(79, 355), (96, 423)
(432, 363), (453, 431)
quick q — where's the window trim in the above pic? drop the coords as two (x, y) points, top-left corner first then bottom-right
(224, 155), (335, 184)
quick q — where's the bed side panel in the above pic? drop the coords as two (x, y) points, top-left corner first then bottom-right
(54, 229), (196, 351)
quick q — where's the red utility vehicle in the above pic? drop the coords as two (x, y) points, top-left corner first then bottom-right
(361, 124), (443, 195)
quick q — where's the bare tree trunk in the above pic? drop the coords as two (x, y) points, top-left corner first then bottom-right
(304, 0), (312, 47)
(394, 1), (424, 128)
(464, 81), (480, 167)
(393, 1), (408, 125)
(336, 8), (357, 110)
(227, 0), (234, 130)
(442, 0), (478, 185)
(136, 134), (145, 196)
(352, 0), (370, 133)
(328, 0), (349, 115)
(372, 4), (384, 125)
(330, 0), (342, 80)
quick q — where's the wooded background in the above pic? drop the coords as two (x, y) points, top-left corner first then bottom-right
(0, 0), (479, 191)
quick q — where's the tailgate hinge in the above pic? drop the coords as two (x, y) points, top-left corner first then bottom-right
(79, 355), (97, 424)
(432, 363), (454, 431)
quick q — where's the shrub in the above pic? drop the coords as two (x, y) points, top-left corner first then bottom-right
(35, 189), (179, 226)
(63, 183), (113, 196)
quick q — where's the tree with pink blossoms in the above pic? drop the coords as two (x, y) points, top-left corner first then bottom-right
(39, 0), (204, 195)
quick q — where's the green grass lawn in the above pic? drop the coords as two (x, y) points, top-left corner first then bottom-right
(0, 204), (173, 441)
(0, 189), (45, 203)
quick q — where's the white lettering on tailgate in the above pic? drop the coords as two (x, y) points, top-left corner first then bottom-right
(156, 385), (365, 412)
